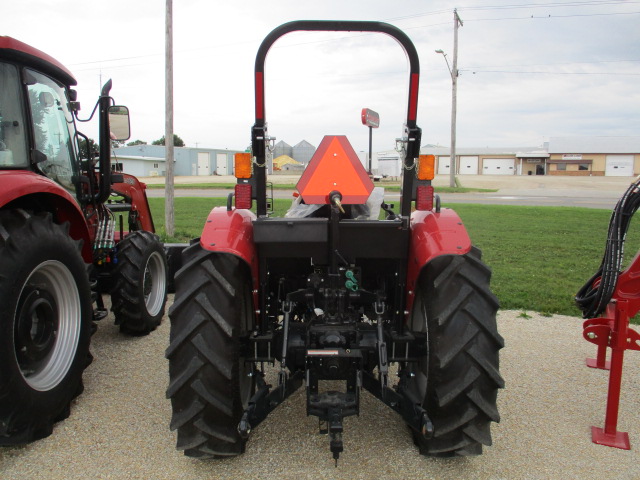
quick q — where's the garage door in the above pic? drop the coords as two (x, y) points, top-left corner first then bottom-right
(197, 152), (210, 176)
(437, 156), (450, 175)
(605, 155), (634, 176)
(459, 156), (479, 175)
(216, 153), (228, 175)
(483, 158), (515, 175)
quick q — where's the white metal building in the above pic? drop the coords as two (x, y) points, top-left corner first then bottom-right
(547, 137), (640, 176)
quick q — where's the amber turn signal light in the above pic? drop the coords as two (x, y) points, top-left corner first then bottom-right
(417, 154), (435, 180)
(235, 153), (252, 179)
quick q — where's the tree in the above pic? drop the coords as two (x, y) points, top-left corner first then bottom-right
(152, 134), (184, 147)
(79, 137), (99, 159)
(127, 139), (147, 146)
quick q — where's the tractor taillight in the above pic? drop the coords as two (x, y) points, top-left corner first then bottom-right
(235, 184), (252, 209)
(235, 153), (252, 179)
(416, 185), (434, 211)
(417, 155), (435, 180)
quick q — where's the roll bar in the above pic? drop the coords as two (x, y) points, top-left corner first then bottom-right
(251, 21), (422, 218)
(254, 20), (420, 128)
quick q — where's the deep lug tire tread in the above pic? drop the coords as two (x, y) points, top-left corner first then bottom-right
(0, 210), (92, 445)
(111, 230), (168, 335)
(410, 248), (504, 457)
(166, 243), (254, 458)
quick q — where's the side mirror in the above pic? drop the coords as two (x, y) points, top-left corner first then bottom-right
(108, 106), (131, 141)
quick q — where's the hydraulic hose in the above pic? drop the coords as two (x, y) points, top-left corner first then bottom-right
(576, 176), (640, 318)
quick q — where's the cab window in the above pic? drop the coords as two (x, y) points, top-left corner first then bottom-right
(0, 63), (29, 167)
(26, 69), (78, 193)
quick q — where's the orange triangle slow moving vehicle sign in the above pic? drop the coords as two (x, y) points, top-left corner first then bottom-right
(296, 135), (374, 204)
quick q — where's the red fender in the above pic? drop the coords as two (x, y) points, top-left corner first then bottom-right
(200, 207), (259, 308)
(404, 208), (471, 321)
(0, 170), (92, 261)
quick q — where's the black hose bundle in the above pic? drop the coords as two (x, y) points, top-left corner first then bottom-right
(576, 177), (640, 319)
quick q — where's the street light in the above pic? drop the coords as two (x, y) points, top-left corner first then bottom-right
(436, 9), (463, 188)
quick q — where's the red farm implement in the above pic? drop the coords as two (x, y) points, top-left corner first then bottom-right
(577, 178), (640, 450)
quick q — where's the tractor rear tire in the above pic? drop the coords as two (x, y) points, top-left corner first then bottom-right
(408, 247), (504, 456)
(110, 231), (168, 335)
(0, 210), (92, 444)
(166, 244), (255, 458)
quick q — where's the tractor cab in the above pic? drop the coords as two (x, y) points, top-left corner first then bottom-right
(0, 64), (80, 195)
(0, 36), (130, 205)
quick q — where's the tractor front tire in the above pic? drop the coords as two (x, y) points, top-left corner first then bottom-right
(408, 248), (504, 456)
(166, 244), (255, 458)
(0, 210), (92, 444)
(111, 231), (168, 335)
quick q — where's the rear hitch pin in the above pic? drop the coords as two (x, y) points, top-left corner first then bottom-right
(329, 415), (344, 467)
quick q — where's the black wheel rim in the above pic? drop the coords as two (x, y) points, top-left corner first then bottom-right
(15, 287), (59, 373)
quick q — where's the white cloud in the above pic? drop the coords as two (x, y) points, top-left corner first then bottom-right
(4, 0), (639, 152)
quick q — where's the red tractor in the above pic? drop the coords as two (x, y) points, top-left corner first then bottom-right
(0, 37), (167, 444)
(167, 21), (504, 463)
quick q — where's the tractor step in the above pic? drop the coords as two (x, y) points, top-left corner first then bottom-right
(248, 333), (275, 363)
(388, 330), (427, 362)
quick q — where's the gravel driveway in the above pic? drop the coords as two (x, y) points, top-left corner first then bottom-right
(1, 299), (639, 480)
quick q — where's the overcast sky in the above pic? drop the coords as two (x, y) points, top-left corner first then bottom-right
(5, 1), (639, 154)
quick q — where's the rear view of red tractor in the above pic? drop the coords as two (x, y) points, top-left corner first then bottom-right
(167, 21), (504, 462)
(0, 37), (167, 444)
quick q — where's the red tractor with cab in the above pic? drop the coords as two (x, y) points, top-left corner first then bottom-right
(166, 21), (503, 463)
(0, 37), (167, 444)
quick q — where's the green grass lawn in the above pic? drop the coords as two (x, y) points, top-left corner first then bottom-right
(454, 204), (640, 317)
(149, 197), (639, 317)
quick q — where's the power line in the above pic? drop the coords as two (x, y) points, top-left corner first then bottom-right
(67, 4), (640, 72)
(464, 58), (640, 70)
(461, 0), (640, 11)
(385, 1), (640, 21)
(67, 53), (162, 67)
(73, 61), (162, 73)
(384, 9), (453, 21)
(466, 10), (640, 21)
(466, 69), (640, 75)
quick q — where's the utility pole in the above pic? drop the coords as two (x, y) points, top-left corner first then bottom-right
(165, 0), (175, 237)
(450, 8), (463, 188)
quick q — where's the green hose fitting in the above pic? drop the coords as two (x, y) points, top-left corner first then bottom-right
(345, 270), (358, 292)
